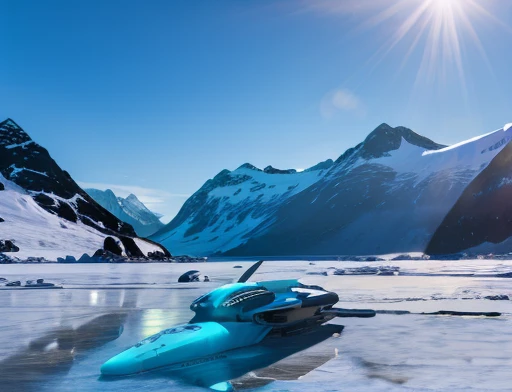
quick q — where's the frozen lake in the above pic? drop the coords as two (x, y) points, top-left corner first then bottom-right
(0, 260), (511, 391)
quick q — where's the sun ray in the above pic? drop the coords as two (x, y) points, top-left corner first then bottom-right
(454, 2), (494, 77)
(315, 0), (511, 89)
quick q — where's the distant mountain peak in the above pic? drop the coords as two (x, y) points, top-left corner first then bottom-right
(237, 163), (261, 172)
(104, 188), (117, 197)
(263, 166), (297, 175)
(86, 188), (164, 237)
(0, 118), (33, 148)
(361, 123), (445, 159)
(1, 118), (22, 130)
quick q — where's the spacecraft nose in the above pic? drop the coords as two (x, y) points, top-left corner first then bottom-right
(100, 353), (142, 376)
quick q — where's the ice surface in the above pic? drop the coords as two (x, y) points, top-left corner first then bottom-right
(0, 260), (510, 391)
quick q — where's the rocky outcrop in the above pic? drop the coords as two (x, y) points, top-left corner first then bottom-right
(0, 240), (19, 252)
(104, 237), (123, 256)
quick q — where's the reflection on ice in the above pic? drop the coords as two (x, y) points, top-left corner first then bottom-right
(0, 312), (128, 391)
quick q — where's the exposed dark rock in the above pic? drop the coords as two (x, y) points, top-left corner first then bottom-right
(360, 123), (446, 160)
(104, 237), (123, 256)
(25, 256), (46, 262)
(237, 163), (261, 172)
(305, 159), (334, 172)
(33, 193), (55, 206)
(0, 254), (13, 263)
(49, 201), (78, 223)
(119, 236), (144, 257)
(147, 251), (166, 260)
(178, 270), (201, 282)
(391, 254), (430, 261)
(484, 295), (510, 301)
(333, 266), (399, 276)
(0, 240), (19, 252)
(92, 249), (126, 262)
(422, 310), (501, 317)
(263, 166), (296, 175)
(172, 255), (207, 263)
(0, 182), (4, 190)
(0, 217), (4, 223)
(57, 255), (77, 263)
(78, 253), (93, 263)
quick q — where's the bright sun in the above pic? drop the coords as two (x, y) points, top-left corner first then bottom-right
(359, 0), (507, 87)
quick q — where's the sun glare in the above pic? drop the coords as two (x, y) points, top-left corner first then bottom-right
(351, 0), (508, 88)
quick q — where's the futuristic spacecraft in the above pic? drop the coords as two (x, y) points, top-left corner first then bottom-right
(100, 260), (376, 390)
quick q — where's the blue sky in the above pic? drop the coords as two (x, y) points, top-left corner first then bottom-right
(2, 0), (511, 221)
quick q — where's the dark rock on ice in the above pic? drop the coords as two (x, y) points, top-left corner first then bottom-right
(0, 254), (14, 263)
(78, 253), (93, 263)
(147, 251), (166, 260)
(172, 255), (207, 263)
(178, 270), (201, 282)
(92, 249), (126, 263)
(306, 271), (328, 276)
(484, 295), (510, 301)
(57, 255), (77, 263)
(422, 310), (501, 317)
(334, 265), (399, 276)
(25, 257), (46, 262)
(375, 310), (411, 315)
(0, 182), (4, 190)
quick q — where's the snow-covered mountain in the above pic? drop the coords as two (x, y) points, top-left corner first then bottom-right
(85, 189), (164, 237)
(427, 124), (512, 255)
(0, 118), (170, 261)
(152, 123), (512, 256)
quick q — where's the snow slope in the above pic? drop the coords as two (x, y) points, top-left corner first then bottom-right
(0, 174), (165, 260)
(0, 174), (107, 260)
(153, 123), (512, 256)
(151, 162), (331, 255)
(0, 118), (169, 260)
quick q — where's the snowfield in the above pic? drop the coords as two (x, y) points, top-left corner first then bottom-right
(0, 174), (159, 260)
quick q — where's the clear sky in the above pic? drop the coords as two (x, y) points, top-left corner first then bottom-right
(2, 0), (511, 221)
